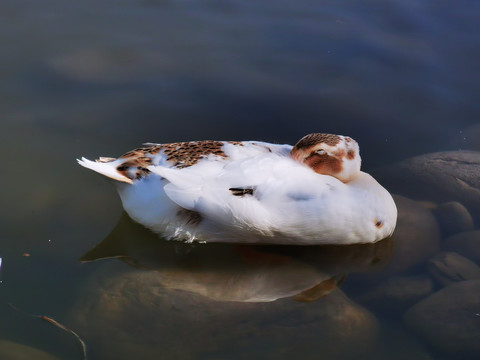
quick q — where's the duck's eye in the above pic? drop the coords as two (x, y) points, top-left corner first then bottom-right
(315, 149), (327, 156)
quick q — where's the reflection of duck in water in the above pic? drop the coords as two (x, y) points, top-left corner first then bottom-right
(78, 133), (397, 244)
(81, 213), (393, 302)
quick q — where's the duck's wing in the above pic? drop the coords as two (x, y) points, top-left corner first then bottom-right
(149, 149), (339, 235)
(77, 140), (256, 183)
(78, 140), (291, 184)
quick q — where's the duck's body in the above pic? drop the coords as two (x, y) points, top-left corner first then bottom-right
(78, 134), (397, 245)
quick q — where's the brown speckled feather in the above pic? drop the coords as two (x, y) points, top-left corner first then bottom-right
(116, 141), (242, 181)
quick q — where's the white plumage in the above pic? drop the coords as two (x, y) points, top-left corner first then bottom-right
(78, 133), (397, 245)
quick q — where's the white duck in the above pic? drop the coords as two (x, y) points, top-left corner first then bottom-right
(78, 133), (397, 245)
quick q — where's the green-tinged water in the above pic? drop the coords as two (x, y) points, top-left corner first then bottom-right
(1, 0), (480, 359)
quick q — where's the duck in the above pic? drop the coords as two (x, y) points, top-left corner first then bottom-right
(78, 133), (397, 245)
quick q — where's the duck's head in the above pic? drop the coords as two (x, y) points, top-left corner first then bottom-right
(290, 133), (361, 183)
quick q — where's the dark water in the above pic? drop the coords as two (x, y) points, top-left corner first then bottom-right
(1, 0), (480, 359)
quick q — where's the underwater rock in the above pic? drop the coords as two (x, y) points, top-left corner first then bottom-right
(377, 195), (441, 277)
(404, 280), (480, 359)
(355, 275), (434, 312)
(444, 231), (480, 264)
(427, 252), (480, 287)
(0, 340), (60, 360)
(431, 201), (474, 236)
(371, 324), (434, 360)
(69, 263), (379, 360)
(378, 151), (480, 218)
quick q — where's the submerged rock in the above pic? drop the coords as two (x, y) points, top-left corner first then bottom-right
(69, 263), (379, 360)
(404, 280), (480, 359)
(0, 340), (60, 360)
(431, 201), (474, 236)
(355, 275), (434, 312)
(378, 151), (480, 218)
(373, 195), (441, 277)
(372, 324), (434, 360)
(427, 252), (480, 287)
(444, 231), (480, 264)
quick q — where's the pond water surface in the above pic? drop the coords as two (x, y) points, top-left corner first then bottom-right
(1, 0), (480, 359)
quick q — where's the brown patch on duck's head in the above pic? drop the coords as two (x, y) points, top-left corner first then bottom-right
(303, 151), (344, 175)
(290, 133), (361, 183)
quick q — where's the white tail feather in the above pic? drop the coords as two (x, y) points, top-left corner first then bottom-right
(77, 157), (133, 184)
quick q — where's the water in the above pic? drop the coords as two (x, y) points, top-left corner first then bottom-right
(1, 0), (480, 358)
